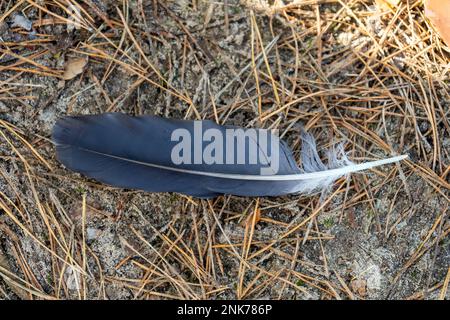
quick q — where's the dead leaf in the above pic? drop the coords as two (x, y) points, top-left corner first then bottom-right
(351, 279), (367, 297)
(244, 203), (261, 226)
(63, 57), (88, 80)
(250, 207), (261, 224)
(425, 0), (450, 47)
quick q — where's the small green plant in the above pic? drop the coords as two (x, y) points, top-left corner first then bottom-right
(46, 274), (53, 285)
(323, 217), (335, 229)
(75, 186), (86, 194)
(296, 279), (305, 287)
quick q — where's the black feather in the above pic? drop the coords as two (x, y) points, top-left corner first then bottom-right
(53, 113), (303, 197)
(52, 113), (407, 198)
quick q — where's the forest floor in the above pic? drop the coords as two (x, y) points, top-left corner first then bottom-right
(0, 0), (449, 300)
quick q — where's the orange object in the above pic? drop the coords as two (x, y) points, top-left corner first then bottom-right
(425, 0), (450, 47)
(63, 57), (88, 80)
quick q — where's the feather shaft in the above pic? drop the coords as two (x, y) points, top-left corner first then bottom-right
(81, 147), (407, 181)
